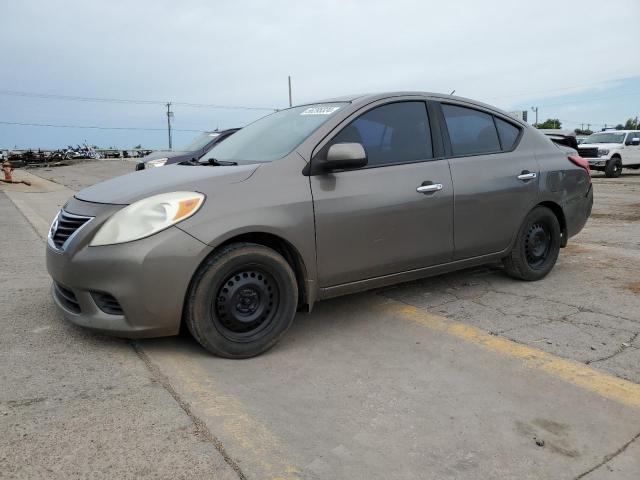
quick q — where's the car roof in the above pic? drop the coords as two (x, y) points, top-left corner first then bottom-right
(539, 129), (576, 137)
(302, 91), (526, 126)
(203, 128), (240, 135)
(597, 130), (635, 133)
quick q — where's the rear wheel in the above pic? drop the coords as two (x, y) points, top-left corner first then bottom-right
(604, 157), (622, 178)
(185, 243), (298, 358)
(503, 206), (561, 281)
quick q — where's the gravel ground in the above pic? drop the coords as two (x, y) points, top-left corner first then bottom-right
(28, 159), (137, 190)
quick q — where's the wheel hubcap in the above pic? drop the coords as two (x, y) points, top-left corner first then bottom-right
(525, 223), (551, 269)
(214, 268), (279, 337)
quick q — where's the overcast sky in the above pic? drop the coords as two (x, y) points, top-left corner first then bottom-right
(2, 0), (639, 149)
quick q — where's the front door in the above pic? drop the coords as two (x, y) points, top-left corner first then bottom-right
(310, 101), (454, 287)
(439, 103), (540, 260)
(624, 131), (640, 166)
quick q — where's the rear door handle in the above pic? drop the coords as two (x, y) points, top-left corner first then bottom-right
(416, 183), (443, 194)
(517, 171), (537, 181)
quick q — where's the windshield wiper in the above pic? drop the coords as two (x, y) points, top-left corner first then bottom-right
(208, 158), (238, 166)
(178, 157), (201, 166)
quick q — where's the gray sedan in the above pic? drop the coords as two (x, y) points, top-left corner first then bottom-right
(46, 92), (593, 358)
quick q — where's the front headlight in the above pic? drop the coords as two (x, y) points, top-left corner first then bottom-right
(89, 191), (205, 246)
(146, 158), (168, 168)
(598, 149), (609, 156)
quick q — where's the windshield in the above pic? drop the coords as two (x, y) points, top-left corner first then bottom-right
(201, 103), (346, 163)
(582, 132), (626, 144)
(182, 132), (221, 151)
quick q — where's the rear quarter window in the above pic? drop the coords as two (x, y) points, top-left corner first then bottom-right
(495, 117), (521, 151)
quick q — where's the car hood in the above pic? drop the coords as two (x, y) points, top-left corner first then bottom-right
(75, 163), (259, 205)
(578, 143), (620, 149)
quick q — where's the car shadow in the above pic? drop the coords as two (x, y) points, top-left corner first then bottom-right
(135, 263), (506, 359)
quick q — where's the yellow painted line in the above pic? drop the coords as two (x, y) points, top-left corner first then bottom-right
(380, 300), (640, 410)
(151, 350), (301, 480)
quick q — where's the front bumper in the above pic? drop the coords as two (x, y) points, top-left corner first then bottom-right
(46, 197), (212, 338)
(587, 159), (607, 168)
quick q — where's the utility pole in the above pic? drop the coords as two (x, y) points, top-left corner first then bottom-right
(587, 124), (591, 132)
(288, 76), (292, 107)
(166, 102), (173, 149)
(531, 106), (539, 126)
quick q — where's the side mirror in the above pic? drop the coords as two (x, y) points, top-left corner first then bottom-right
(323, 143), (368, 171)
(632, 138), (640, 146)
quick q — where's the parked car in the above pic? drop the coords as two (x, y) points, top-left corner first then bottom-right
(577, 130), (640, 177)
(46, 92), (593, 358)
(135, 129), (239, 170)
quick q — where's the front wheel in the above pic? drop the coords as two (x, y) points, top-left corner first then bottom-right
(503, 206), (561, 281)
(185, 243), (298, 358)
(604, 157), (622, 178)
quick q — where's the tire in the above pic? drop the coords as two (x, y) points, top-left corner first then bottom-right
(503, 206), (561, 281)
(604, 157), (622, 178)
(185, 243), (298, 358)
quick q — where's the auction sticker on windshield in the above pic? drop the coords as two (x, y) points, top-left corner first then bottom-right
(300, 106), (341, 115)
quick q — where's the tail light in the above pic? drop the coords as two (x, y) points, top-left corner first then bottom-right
(568, 154), (591, 183)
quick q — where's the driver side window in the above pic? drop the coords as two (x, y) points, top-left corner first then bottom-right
(626, 132), (640, 145)
(327, 101), (433, 167)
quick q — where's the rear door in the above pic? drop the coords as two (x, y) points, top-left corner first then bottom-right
(437, 102), (539, 260)
(310, 100), (454, 287)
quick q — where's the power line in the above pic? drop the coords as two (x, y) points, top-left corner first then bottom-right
(0, 120), (205, 132)
(560, 119), (620, 128)
(172, 101), (277, 111)
(0, 89), (278, 111)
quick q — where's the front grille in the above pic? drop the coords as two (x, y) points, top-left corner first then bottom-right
(578, 147), (598, 158)
(91, 292), (124, 315)
(51, 210), (91, 249)
(53, 282), (81, 313)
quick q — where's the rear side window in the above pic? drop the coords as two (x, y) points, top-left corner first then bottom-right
(495, 118), (521, 150)
(442, 104), (501, 156)
(626, 132), (640, 145)
(329, 102), (433, 167)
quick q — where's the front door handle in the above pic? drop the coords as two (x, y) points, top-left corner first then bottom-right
(517, 171), (537, 181)
(416, 183), (443, 194)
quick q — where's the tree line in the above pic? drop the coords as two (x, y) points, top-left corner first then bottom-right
(533, 117), (639, 136)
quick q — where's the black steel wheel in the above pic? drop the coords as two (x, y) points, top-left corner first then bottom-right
(185, 243), (298, 358)
(503, 206), (561, 281)
(524, 223), (552, 269)
(213, 267), (280, 341)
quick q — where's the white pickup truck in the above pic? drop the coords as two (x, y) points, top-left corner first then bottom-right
(577, 130), (640, 177)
